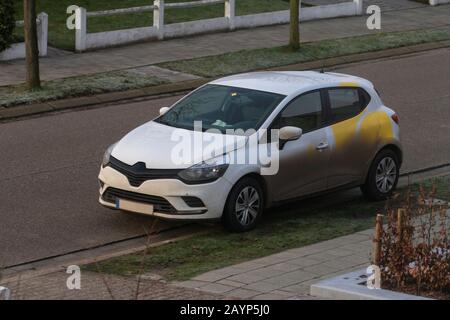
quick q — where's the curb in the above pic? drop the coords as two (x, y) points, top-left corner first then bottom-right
(1, 39), (450, 122)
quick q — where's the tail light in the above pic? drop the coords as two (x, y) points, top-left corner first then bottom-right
(391, 113), (399, 125)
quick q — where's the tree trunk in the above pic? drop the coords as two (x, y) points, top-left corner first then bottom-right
(24, 0), (41, 90)
(289, 0), (300, 51)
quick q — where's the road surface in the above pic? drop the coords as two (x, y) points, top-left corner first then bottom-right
(1, 48), (449, 267)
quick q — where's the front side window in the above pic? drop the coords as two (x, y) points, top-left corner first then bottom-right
(272, 91), (323, 133)
(328, 88), (363, 122)
(155, 85), (285, 134)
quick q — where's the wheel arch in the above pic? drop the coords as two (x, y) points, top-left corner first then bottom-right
(363, 143), (403, 184)
(379, 143), (403, 165)
(229, 172), (270, 209)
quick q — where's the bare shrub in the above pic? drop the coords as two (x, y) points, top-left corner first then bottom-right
(378, 183), (450, 297)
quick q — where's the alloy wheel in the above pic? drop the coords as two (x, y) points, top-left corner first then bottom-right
(375, 157), (397, 193)
(235, 186), (260, 226)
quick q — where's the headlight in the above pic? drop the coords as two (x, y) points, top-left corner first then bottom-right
(178, 154), (229, 184)
(102, 142), (117, 167)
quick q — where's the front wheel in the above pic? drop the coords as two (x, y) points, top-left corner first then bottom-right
(222, 177), (264, 232)
(361, 149), (399, 201)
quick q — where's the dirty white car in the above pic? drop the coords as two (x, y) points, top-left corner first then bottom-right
(99, 71), (402, 232)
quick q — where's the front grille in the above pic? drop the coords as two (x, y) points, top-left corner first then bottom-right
(182, 196), (205, 208)
(102, 187), (175, 214)
(108, 156), (181, 187)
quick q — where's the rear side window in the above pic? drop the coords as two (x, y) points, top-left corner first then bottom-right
(360, 88), (371, 108)
(272, 91), (323, 133)
(328, 88), (362, 122)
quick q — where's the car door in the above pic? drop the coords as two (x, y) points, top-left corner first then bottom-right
(266, 90), (331, 202)
(324, 87), (373, 188)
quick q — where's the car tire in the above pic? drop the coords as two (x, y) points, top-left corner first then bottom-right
(222, 177), (264, 232)
(361, 148), (400, 201)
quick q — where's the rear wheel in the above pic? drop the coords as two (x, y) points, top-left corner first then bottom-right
(222, 177), (264, 232)
(361, 149), (399, 201)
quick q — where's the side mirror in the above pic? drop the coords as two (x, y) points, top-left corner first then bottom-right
(279, 126), (302, 150)
(159, 107), (170, 116)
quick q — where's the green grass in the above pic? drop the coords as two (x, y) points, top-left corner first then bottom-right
(0, 70), (167, 107)
(409, 174), (450, 201)
(85, 176), (450, 281)
(158, 28), (450, 77)
(12, 0), (293, 51)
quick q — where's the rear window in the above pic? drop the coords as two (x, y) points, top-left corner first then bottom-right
(328, 88), (370, 123)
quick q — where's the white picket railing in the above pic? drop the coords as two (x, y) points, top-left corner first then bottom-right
(429, 0), (450, 5)
(0, 12), (48, 61)
(75, 0), (363, 52)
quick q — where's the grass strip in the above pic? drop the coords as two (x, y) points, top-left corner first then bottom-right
(158, 28), (450, 77)
(0, 70), (167, 107)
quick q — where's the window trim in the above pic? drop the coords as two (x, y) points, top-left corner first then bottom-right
(322, 86), (372, 126)
(269, 88), (328, 135)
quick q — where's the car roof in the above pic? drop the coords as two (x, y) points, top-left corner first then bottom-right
(210, 71), (374, 96)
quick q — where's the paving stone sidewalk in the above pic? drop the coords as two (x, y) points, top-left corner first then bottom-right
(1, 5), (449, 86)
(175, 229), (374, 300)
(176, 201), (450, 300)
(1, 270), (225, 300)
(0, 228), (372, 300)
(3, 204), (448, 300)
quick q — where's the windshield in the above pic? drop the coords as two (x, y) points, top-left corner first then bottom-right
(155, 84), (285, 134)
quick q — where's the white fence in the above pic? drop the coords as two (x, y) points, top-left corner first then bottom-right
(429, 0), (450, 5)
(75, 0), (363, 52)
(0, 12), (48, 61)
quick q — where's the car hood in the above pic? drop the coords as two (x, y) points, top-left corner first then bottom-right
(111, 121), (247, 169)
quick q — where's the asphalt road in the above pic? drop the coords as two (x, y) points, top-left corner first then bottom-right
(1, 48), (449, 267)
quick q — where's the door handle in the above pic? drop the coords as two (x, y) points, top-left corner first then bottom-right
(316, 142), (329, 151)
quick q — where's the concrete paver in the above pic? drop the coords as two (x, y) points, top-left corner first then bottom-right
(216, 279), (246, 288)
(226, 288), (261, 299)
(1, 270), (223, 300)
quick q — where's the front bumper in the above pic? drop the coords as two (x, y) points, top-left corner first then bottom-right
(98, 165), (233, 220)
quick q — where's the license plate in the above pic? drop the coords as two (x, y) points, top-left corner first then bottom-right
(116, 198), (154, 215)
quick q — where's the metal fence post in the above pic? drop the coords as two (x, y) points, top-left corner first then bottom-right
(225, 0), (235, 31)
(75, 7), (87, 52)
(154, 0), (165, 40)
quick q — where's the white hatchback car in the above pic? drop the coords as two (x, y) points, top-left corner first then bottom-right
(99, 71), (402, 232)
